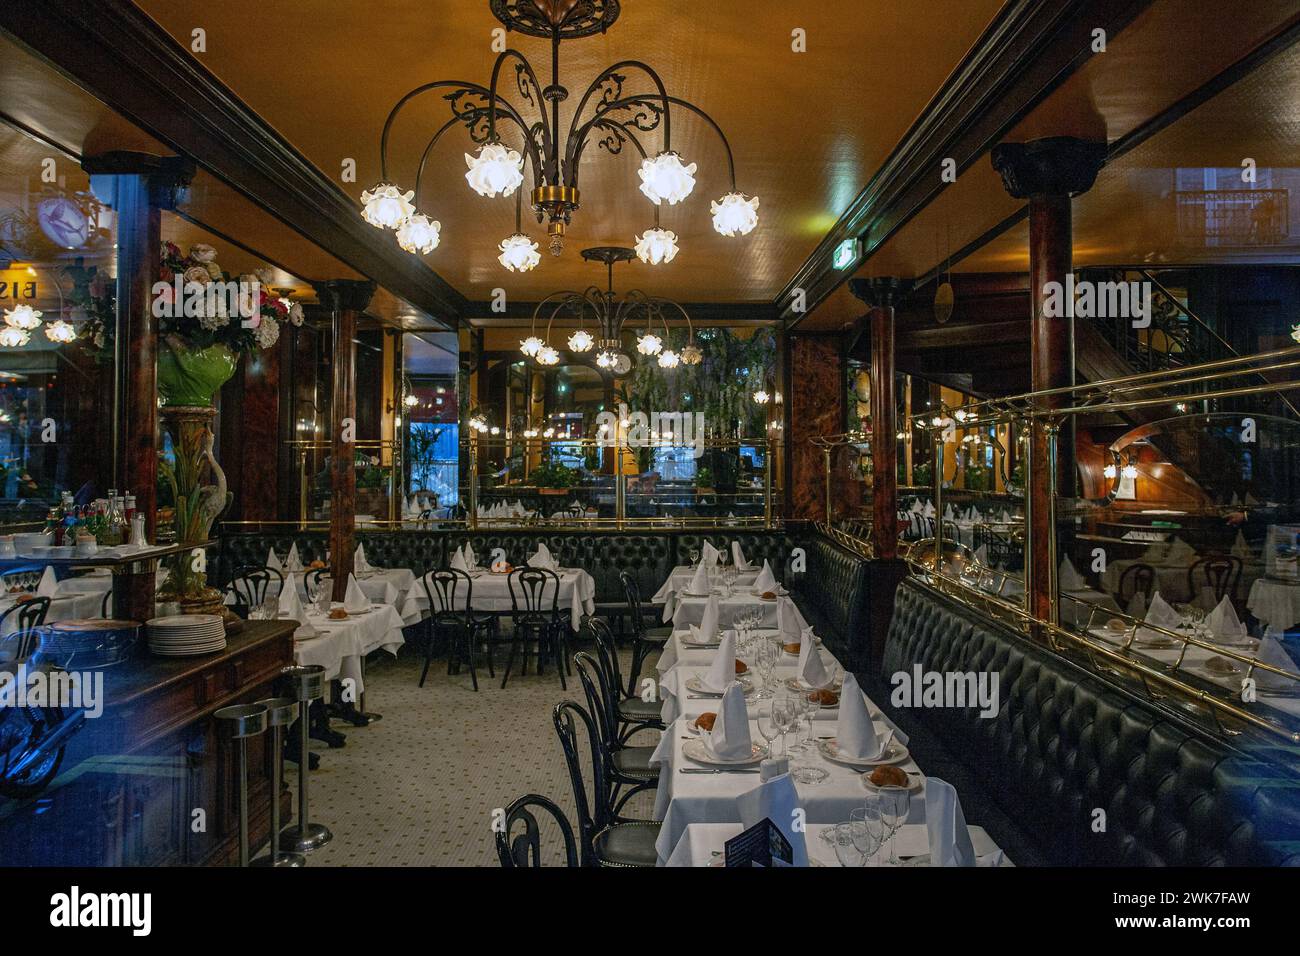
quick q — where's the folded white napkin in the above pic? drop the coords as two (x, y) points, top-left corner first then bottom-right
(1255, 633), (1300, 689)
(752, 560), (777, 593)
(796, 629), (830, 688)
(354, 543), (371, 574)
(922, 501), (936, 518)
(1145, 591), (1180, 629)
(910, 500), (923, 514)
(513, 501), (526, 517)
(1000, 509), (1013, 524)
(1059, 556), (1086, 591)
(530, 541), (557, 570)
(1125, 590), (1147, 619)
(836, 673), (888, 759)
(285, 543), (304, 574)
(1245, 492), (1260, 506)
(943, 504), (955, 521)
(696, 594), (722, 644)
(777, 596), (807, 641)
(343, 574), (370, 614)
(703, 629), (737, 692)
(925, 777), (976, 867)
(687, 561), (710, 595)
(265, 547), (282, 573)
(464, 543), (477, 568)
(279, 573), (317, 637)
(973, 544), (989, 566)
(731, 541), (754, 571)
(1205, 595), (1246, 639)
(701, 541), (720, 567)
(737, 771), (809, 867)
(36, 565), (58, 598)
(1167, 537), (1196, 562)
(450, 546), (469, 573)
(700, 681), (751, 759)
(381, 581), (399, 606)
(1232, 531), (1252, 561)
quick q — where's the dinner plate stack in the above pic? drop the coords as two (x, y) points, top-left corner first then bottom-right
(146, 614), (226, 656)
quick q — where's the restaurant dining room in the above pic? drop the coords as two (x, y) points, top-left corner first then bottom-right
(1, 0), (1299, 924)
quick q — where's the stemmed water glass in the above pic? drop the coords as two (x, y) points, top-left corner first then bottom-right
(831, 823), (868, 867)
(689, 549), (700, 566)
(770, 696), (794, 757)
(849, 806), (886, 865)
(755, 701), (779, 756)
(876, 790), (912, 865)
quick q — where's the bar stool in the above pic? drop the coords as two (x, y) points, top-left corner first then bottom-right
(252, 696), (305, 867)
(215, 702), (269, 867)
(279, 664), (333, 853)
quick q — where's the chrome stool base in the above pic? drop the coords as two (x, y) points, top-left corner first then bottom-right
(280, 821), (332, 853)
(253, 849), (307, 867)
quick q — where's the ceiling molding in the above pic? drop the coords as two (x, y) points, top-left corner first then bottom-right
(0, 0), (466, 328)
(778, 0), (1154, 327)
(463, 300), (781, 325)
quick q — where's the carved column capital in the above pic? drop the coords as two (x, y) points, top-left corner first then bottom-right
(313, 279), (377, 314)
(990, 137), (1106, 199)
(81, 151), (195, 210)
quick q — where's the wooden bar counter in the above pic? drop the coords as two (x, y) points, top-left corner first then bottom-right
(0, 621), (295, 866)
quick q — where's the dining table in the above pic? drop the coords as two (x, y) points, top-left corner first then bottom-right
(225, 566), (417, 613)
(663, 586), (785, 629)
(651, 564), (760, 610)
(289, 601), (407, 696)
(662, 822), (1011, 867)
(1247, 576), (1300, 631)
(398, 566), (596, 631)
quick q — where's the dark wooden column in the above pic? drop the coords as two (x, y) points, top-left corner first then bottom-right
(992, 137), (1105, 622)
(82, 151), (192, 622)
(849, 277), (905, 560)
(314, 280), (376, 602)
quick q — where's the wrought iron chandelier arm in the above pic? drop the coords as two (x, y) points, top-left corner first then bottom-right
(379, 80), (537, 181)
(652, 297), (696, 340)
(569, 117), (649, 178)
(563, 60), (673, 180)
(486, 50), (554, 177)
(528, 290), (590, 338)
(413, 115), (464, 205)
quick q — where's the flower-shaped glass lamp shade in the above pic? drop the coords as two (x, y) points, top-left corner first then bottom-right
(465, 143), (525, 198)
(396, 214), (441, 255)
(596, 350), (617, 369)
(634, 228), (679, 265)
(752, 389), (770, 405)
(710, 192), (760, 236)
(498, 233), (541, 272)
(638, 151), (697, 205)
(360, 183), (416, 229)
(4, 304), (43, 331)
(519, 335), (544, 358)
(0, 327), (31, 348)
(45, 319), (77, 343)
(536, 345), (560, 366)
(567, 329), (594, 353)
(680, 342), (703, 365)
(636, 332), (663, 356)
(657, 349), (680, 369)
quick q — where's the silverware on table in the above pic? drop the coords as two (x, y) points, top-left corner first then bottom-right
(679, 768), (761, 774)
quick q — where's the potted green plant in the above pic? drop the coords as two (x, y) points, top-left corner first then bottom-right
(531, 462), (576, 494)
(695, 465), (715, 494)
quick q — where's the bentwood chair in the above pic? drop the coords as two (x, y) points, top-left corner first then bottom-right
(99, 589), (112, 619)
(553, 700), (660, 867)
(304, 567), (328, 601)
(0, 627), (45, 666)
(503, 567), (567, 690)
(589, 618), (664, 744)
(0, 596), (52, 639)
(1189, 555), (1242, 605)
(495, 794), (579, 867)
(419, 568), (496, 690)
(619, 570), (672, 695)
(227, 565), (284, 616)
(1117, 563), (1156, 607)
(574, 651), (658, 819)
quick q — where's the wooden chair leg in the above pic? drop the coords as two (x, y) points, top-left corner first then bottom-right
(419, 623), (437, 688)
(500, 638), (519, 689)
(467, 628), (479, 692)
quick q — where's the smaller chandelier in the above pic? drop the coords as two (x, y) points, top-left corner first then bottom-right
(0, 327), (31, 348)
(536, 345), (560, 366)
(657, 349), (680, 369)
(635, 228), (679, 265)
(465, 142), (524, 198)
(498, 233), (541, 272)
(360, 183), (415, 229)
(711, 192), (760, 237)
(680, 342), (703, 365)
(4, 304), (43, 331)
(753, 389), (770, 405)
(637, 332), (663, 356)
(45, 320), (77, 344)
(396, 214), (441, 254)
(567, 329), (594, 352)
(638, 151), (697, 205)
(520, 336), (544, 357)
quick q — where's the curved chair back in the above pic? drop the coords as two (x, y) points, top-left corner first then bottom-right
(1117, 562), (1155, 604)
(1189, 555), (1242, 604)
(0, 596), (51, 637)
(100, 589), (112, 619)
(619, 570), (649, 640)
(0, 627), (44, 666)
(508, 567), (559, 621)
(228, 565), (284, 612)
(553, 699), (609, 866)
(588, 618), (628, 703)
(423, 568), (472, 626)
(495, 794), (578, 868)
(304, 567), (328, 599)
(574, 651), (619, 753)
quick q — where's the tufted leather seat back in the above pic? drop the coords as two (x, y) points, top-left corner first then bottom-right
(882, 579), (1300, 866)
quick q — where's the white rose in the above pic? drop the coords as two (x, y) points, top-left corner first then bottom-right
(183, 266), (211, 287)
(254, 315), (280, 348)
(190, 243), (218, 263)
(205, 262), (223, 280)
(255, 267), (275, 286)
(289, 303), (305, 327)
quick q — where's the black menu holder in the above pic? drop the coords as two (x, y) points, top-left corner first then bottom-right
(724, 818), (793, 867)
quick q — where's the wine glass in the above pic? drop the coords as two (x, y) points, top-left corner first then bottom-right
(831, 823), (868, 867)
(770, 697), (794, 758)
(689, 549), (700, 566)
(850, 806), (886, 864)
(877, 790), (911, 865)
(754, 702), (778, 756)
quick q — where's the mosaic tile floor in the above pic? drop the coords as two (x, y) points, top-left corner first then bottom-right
(288, 633), (657, 866)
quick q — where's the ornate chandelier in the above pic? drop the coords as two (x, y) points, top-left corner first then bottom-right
(520, 246), (701, 374)
(362, 0), (758, 263)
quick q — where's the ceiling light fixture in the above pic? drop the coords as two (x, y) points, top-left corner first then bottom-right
(4, 304), (43, 331)
(0, 327), (31, 348)
(45, 320), (77, 344)
(364, 1), (756, 259)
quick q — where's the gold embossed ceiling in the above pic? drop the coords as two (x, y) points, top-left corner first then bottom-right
(130, 0), (1004, 304)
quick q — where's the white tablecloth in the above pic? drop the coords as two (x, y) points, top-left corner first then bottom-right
(291, 603), (406, 695)
(0, 586), (104, 634)
(652, 565), (760, 607)
(399, 568), (595, 632)
(667, 590), (782, 629)
(1248, 577), (1300, 630)
(662, 822), (1009, 867)
(225, 568), (417, 614)
(1059, 587), (1121, 628)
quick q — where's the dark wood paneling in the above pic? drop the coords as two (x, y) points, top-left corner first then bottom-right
(788, 335), (861, 521)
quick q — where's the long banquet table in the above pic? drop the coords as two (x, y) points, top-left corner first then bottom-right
(399, 566), (595, 631)
(664, 822), (1010, 867)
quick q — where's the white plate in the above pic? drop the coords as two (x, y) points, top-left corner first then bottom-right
(685, 674), (752, 696)
(785, 675), (844, 692)
(681, 634), (721, 648)
(680, 590), (712, 599)
(146, 614), (223, 628)
(861, 770), (925, 794)
(682, 737), (768, 766)
(817, 738), (909, 768)
(751, 587), (788, 597)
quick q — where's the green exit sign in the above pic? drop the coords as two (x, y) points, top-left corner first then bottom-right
(833, 238), (859, 270)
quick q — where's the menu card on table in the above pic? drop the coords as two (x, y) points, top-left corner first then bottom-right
(724, 818), (793, 868)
